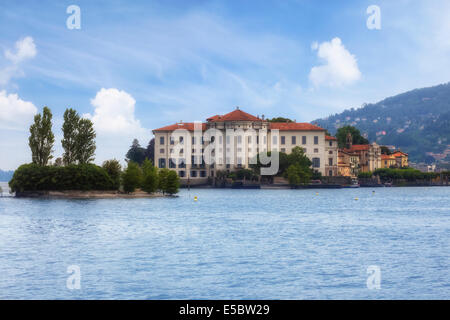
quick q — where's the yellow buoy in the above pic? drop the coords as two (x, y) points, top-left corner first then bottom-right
(316, 192), (319, 195)
(194, 196), (198, 201)
(355, 197), (359, 200)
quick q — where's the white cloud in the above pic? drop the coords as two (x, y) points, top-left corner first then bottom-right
(0, 90), (37, 129)
(84, 88), (149, 164)
(309, 37), (361, 87)
(1, 36), (37, 86)
(85, 88), (146, 135)
(5, 36), (37, 64)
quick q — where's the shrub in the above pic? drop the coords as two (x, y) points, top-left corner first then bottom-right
(122, 161), (142, 193)
(165, 170), (180, 195)
(9, 163), (114, 192)
(358, 172), (372, 179)
(141, 159), (159, 193)
(102, 159), (122, 190)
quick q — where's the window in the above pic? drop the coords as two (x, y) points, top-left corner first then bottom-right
(179, 171), (185, 178)
(329, 158), (333, 166)
(292, 136), (296, 145)
(303, 148), (307, 153)
(200, 171), (206, 178)
(180, 148), (184, 154)
(192, 149), (196, 154)
(281, 136), (285, 145)
(237, 148), (242, 153)
(192, 137), (196, 145)
(169, 158), (176, 168)
(237, 136), (242, 144)
(272, 136), (277, 145)
(314, 136), (319, 145)
(329, 151), (333, 154)
(158, 158), (166, 168)
(329, 170), (332, 176)
(170, 136), (175, 145)
(179, 136), (184, 144)
(211, 136), (215, 143)
(190, 170), (197, 177)
(179, 158), (186, 168)
(281, 148), (286, 153)
(329, 141), (332, 147)
(302, 136), (306, 144)
(160, 148), (164, 154)
(226, 136), (230, 144)
(160, 136), (164, 145)
(312, 158), (320, 168)
(314, 148), (318, 153)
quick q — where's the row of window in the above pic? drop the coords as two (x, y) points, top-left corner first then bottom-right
(160, 135), (324, 146)
(177, 170), (207, 178)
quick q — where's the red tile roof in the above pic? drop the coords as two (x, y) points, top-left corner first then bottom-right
(345, 144), (370, 152)
(392, 151), (408, 157)
(269, 122), (325, 131)
(381, 154), (395, 160)
(325, 135), (337, 140)
(207, 109), (262, 122)
(153, 122), (206, 132)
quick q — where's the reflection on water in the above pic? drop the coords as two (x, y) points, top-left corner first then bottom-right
(0, 187), (449, 299)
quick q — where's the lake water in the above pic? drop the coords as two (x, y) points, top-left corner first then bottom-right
(0, 186), (449, 299)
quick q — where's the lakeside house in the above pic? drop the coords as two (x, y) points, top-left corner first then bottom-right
(152, 108), (411, 183)
(152, 107), (338, 185)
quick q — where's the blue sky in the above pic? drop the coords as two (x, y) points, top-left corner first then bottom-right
(1, 0), (450, 170)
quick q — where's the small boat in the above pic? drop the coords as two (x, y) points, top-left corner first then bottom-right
(343, 178), (360, 188)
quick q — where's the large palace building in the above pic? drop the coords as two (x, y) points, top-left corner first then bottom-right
(152, 107), (338, 184)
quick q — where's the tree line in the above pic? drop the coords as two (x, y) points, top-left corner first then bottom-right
(9, 106), (178, 195)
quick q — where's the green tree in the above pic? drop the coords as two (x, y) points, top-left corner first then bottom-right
(286, 164), (301, 186)
(287, 146), (312, 168)
(122, 161), (142, 193)
(75, 118), (96, 164)
(61, 108), (80, 165)
(102, 159), (122, 190)
(145, 138), (155, 164)
(126, 139), (147, 165)
(158, 168), (170, 194)
(29, 106), (55, 166)
(165, 170), (180, 195)
(336, 125), (369, 148)
(141, 159), (159, 193)
(380, 146), (391, 155)
(268, 117), (294, 123)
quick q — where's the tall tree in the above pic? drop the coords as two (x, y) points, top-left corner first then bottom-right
(126, 139), (146, 165)
(141, 158), (159, 193)
(145, 138), (155, 164)
(102, 159), (122, 190)
(336, 125), (369, 148)
(29, 106), (55, 166)
(61, 108), (80, 165)
(75, 118), (96, 164)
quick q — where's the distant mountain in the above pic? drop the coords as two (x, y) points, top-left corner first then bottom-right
(0, 170), (14, 182)
(313, 82), (450, 163)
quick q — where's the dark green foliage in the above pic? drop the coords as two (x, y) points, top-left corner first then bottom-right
(62, 108), (80, 165)
(284, 163), (312, 186)
(380, 146), (391, 155)
(126, 139), (147, 165)
(102, 159), (122, 190)
(268, 117), (294, 123)
(141, 159), (158, 193)
(122, 162), (142, 193)
(165, 170), (180, 195)
(358, 172), (373, 179)
(336, 126), (369, 148)
(145, 138), (155, 164)
(76, 118), (96, 164)
(62, 108), (96, 164)
(9, 163), (114, 192)
(373, 168), (438, 182)
(29, 106), (55, 166)
(158, 168), (169, 194)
